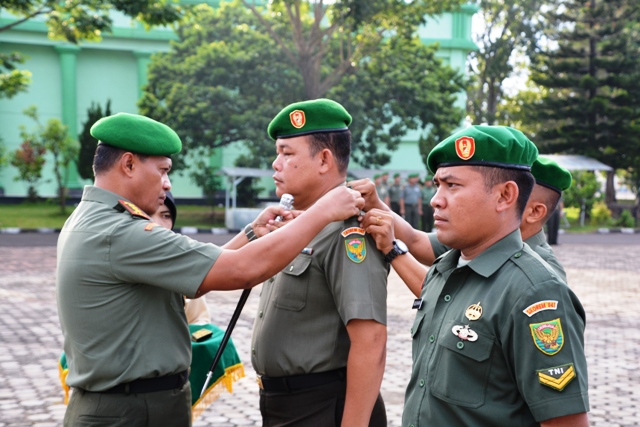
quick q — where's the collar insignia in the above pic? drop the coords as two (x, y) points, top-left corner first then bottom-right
(118, 200), (150, 220)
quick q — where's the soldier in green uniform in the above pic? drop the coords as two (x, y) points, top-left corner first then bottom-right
(401, 173), (422, 229)
(349, 156), (573, 283)
(251, 99), (389, 426)
(56, 113), (364, 427)
(375, 173), (391, 207)
(420, 176), (436, 232)
(388, 173), (403, 215)
(359, 126), (589, 426)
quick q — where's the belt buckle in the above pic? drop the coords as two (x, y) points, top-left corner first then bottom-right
(256, 375), (264, 390)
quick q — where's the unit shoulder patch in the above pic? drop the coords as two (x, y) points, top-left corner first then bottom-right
(523, 300), (558, 317)
(118, 200), (150, 220)
(341, 227), (366, 263)
(537, 363), (576, 391)
(529, 318), (564, 356)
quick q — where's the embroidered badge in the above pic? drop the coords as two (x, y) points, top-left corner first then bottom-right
(455, 136), (475, 160)
(451, 324), (478, 342)
(530, 318), (564, 356)
(289, 110), (306, 129)
(118, 200), (150, 220)
(465, 302), (483, 321)
(537, 363), (576, 391)
(523, 300), (558, 317)
(144, 222), (161, 231)
(342, 227), (366, 263)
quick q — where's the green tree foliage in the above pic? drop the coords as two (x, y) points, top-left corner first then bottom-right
(525, 0), (640, 202)
(467, 0), (557, 125)
(10, 140), (46, 202)
(19, 106), (80, 212)
(0, 0), (184, 98)
(563, 170), (601, 223)
(140, 0), (466, 178)
(77, 100), (111, 180)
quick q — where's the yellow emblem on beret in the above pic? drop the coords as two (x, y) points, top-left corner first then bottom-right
(455, 136), (475, 160)
(289, 110), (306, 129)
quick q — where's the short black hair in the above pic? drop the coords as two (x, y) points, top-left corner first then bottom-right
(92, 144), (148, 176)
(471, 166), (535, 218)
(307, 130), (351, 174)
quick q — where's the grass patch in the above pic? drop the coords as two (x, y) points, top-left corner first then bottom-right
(0, 202), (226, 229)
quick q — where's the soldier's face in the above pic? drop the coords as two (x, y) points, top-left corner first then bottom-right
(272, 136), (320, 204)
(132, 155), (172, 215)
(431, 166), (500, 252)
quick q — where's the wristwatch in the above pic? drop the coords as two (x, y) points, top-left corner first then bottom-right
(384, 239), (408, 263)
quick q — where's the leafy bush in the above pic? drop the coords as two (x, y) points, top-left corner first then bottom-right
(617, 209), (635, 228)
(590, 201), (612, 226)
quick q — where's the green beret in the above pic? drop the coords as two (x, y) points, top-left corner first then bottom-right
(91, 113), (182, 156)
(408, 173), (419, 179)
(267, 98), (352, 140)
(427, 125), (538, 174)
(393, 173), (400, 178)
(531, 157), (572, 194)
(373, 174), (381, 179)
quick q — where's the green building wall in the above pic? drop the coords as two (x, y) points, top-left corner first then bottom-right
(0, 4), (477, 199)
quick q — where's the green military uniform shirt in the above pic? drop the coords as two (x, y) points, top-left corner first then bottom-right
(420, 186), (436, 207)
(524, 229), (567, 283)
(388, 183), (403, 203)
(402, 183), (421, 206)
(57, 186), (222, 391)
(377, 183), (389, 202)
(403, 230), (588, 426)
(251, 217), (389, 377)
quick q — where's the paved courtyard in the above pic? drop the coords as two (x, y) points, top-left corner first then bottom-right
(1, 233), (639, 426)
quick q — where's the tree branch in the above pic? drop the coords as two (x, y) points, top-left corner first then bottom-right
(241, 0), (297, 65)
(0, 5), (53, 33)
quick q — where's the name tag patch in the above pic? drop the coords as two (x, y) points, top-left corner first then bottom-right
(523, 300), (558, 317)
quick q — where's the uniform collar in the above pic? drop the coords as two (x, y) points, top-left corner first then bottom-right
(435, 229), (524, 278)
(81, 185), (130, 208)
(524, 229), (547, 248)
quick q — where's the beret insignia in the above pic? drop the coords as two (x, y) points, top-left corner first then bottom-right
(289, 110), (306, 129)
(455, 136), (475, 160)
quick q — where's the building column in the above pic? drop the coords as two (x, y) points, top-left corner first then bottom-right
(54, 44), (81, 189)
(133, 51), (153, 99)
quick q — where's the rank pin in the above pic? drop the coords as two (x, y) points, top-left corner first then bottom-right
(465, 302), (483, 321)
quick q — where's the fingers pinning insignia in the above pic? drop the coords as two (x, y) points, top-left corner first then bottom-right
(529, 318), (564, 356)
(537, 363), (576, 391)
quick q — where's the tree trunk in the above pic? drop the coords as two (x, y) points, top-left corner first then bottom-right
(605, 170), (616, 205)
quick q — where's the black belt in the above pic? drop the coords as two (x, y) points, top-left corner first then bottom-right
(94, 370), (189, 394)
(257, 368), (346, 392)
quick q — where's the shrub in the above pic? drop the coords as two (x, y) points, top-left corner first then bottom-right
(617, 209), (635, 228)
(590, 201), (612, 226)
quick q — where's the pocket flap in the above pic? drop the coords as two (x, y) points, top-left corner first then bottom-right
(281, 254), (313, 277)
(439, 325), (494, 362)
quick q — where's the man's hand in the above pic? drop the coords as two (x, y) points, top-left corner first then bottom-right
(347, 178), (389, 213)
(309, 186), (364, 222)
(361, 209), (395, 255)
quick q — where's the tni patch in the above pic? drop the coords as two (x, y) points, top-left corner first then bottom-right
(529, 318), (564, 356)
(342, 227), (367, 264)
(537, 363), (576, 391)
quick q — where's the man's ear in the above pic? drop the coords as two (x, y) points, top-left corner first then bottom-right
(496, 181), (519, 213)
(120, 152), (136, 177)
(526, 201), (548, 224)
(317, 148), (334, 174)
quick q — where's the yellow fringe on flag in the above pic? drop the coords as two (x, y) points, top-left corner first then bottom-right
(58, 361), (70, 405)
(191, 363), (245, 421)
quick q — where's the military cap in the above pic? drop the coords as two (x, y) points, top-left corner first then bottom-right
(393, 173), (400, 178)
(408, 173), (420, 179)
(373, 173), (381, 179)
(267, 98), (352, 140)
(164, 191), (177, 229)
(91, 113), (182, 156)
(427, 125), (538, 174)
(531, 157), (572, 194)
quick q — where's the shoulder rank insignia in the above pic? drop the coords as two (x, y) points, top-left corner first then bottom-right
(529, 318), (564, 356)
(537, 363), (576, 391)
(144, 222), (161, 231)
(118, 200), (150, 220)
(341, 227), (366, 264)
(523, 300), (558, 317)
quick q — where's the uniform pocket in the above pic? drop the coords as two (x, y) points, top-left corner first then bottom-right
(430, 321), (494, 408)
(274, 254), (313, 311)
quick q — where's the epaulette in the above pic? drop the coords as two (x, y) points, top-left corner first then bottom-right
(116, 199), (150, 220)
